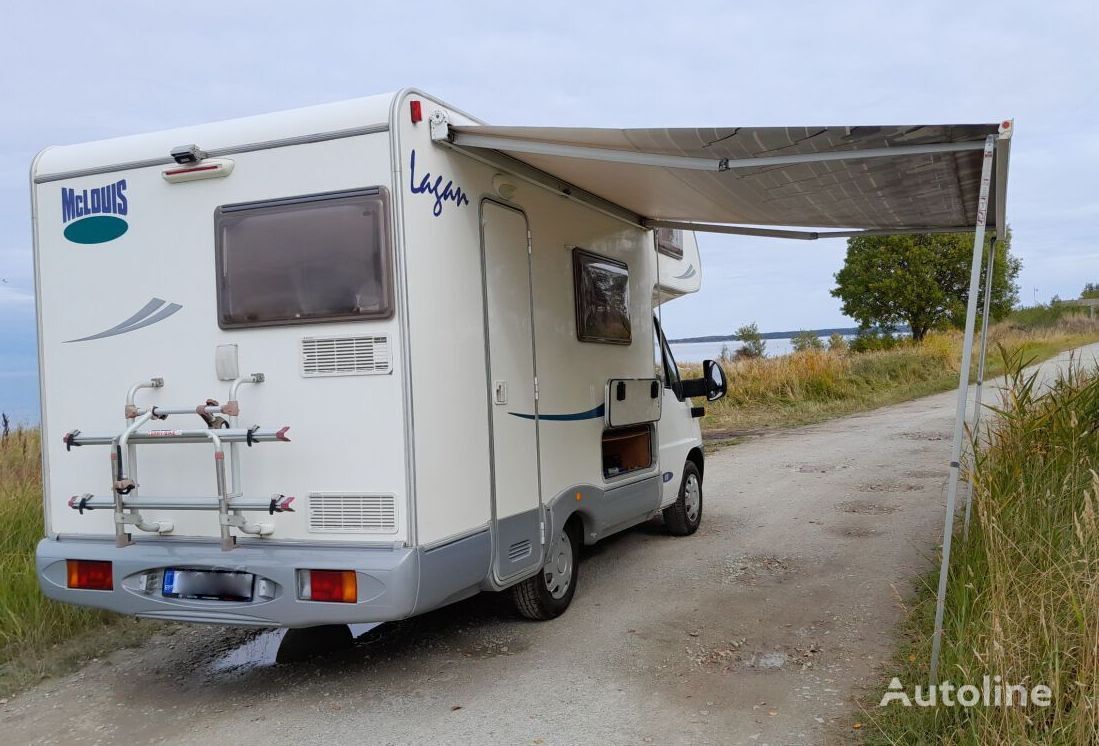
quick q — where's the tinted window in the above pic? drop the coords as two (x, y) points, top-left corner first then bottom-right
(573, 248), (631, 344)
(655, 318), (681, 389)
(216, 189), (392, 328)
(655, 227), (684, 259)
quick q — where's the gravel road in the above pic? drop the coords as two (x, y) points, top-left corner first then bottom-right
(4, 343), (1097, 746)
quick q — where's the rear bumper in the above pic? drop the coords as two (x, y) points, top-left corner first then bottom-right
(36, 536), (425, 627)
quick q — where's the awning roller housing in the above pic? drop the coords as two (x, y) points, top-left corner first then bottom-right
(433, 119), (1012, 240)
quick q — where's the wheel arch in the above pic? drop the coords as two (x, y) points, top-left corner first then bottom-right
(686, 446), (705, 482)
(545, 486), (601, 547)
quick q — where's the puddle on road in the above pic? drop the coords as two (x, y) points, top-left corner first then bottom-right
(207, 623), (379, 674)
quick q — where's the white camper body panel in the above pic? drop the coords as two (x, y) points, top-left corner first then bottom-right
(35, 127), (409, 546)
(32, 90), (706, 627)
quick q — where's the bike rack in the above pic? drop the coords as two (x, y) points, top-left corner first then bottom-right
(62, 374), (293, 551)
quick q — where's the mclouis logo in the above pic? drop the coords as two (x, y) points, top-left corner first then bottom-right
(61, 179), (129, 244)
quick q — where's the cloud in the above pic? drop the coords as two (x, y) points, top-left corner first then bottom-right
(0, 284), (34, 306)
(0, 1), (1096, 343)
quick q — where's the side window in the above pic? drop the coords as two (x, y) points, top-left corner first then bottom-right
(655, 227), (684, 259)
(653, 323), (665, 383)
(573, 248), (631, 344)
(215, 188), (392, 328)
(654, 317), (681, 392)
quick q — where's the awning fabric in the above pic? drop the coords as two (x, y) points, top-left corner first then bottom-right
(442, 123), (1010, 236)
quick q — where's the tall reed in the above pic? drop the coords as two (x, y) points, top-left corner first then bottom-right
(867, 350), (1099, 743)
(0, 427), (109, 665)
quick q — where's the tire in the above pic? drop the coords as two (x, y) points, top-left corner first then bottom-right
(664, 460), (702, 536)
(512, 521), (579, 620)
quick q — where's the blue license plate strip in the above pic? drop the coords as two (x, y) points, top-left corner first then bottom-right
(162, 569), (254, 601)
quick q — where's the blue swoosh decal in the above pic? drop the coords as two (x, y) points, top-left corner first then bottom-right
(673, 263), (696, 280)
(509, 404), (605, 421)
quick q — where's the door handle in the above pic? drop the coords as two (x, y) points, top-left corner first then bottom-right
(494, 380), (508, 405)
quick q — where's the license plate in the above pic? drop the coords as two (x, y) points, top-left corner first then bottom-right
(162, 569), (254, 601)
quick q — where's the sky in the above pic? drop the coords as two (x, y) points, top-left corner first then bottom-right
(1, 1), (1097, 422)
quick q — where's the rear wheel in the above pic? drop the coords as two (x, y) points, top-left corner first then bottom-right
(512, 521), (579, 620)
(664, 460), (702, 536)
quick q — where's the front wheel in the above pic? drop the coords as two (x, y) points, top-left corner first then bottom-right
(663, 461), (702, 536)
(512, 522), (579, 620)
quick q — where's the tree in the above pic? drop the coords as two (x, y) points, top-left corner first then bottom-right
(791, 330), (824, 353)
(827, 332), (848, 353)
(734, 323), (766, 359)
(831, 230), (1020, 342)
(1083, 283), (1099, 300)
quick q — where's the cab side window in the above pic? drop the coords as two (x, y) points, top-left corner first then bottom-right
(653, 317), (681, 397)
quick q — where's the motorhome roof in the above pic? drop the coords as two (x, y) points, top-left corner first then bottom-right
(33, 92), (398, 182)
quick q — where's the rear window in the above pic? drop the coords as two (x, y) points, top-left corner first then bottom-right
(215, 188), (392, 328)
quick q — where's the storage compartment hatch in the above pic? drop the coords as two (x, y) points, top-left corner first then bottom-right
(605, 378), (661, 428)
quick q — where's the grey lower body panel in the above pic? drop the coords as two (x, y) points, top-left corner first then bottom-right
(493, 507), (543, 580)
(36, 529), (490, 628)
(545, 475), (663, 546)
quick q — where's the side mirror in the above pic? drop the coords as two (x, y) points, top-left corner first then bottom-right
(702, 359), (728, 401)
(673, 359), (729, 401)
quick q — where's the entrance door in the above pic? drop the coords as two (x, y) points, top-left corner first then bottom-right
(480, 200), (542, 581)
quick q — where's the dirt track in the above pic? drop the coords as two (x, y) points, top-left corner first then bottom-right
(4, 344), (1097, 745)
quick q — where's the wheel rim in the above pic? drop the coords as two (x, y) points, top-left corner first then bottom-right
(684, 473), (701, 523)
(543, 530), (573, 599)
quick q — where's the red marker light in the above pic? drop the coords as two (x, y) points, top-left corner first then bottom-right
(163, 164), (221, 177)
(410, 100), (423, 124)
(300, 569), (357, 603)
(67, 559), (113, 591)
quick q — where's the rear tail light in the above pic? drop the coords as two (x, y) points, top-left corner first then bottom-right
(67, 560), (113, 591)
(298, 569), (357, 603)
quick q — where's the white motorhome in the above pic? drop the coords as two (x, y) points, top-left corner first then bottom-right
(32, 90), (727, 625)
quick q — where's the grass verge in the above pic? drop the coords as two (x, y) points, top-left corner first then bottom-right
(860, 348), (1099, 743)
(0, 428), (162, 697)
(682, 315), (1099, 436)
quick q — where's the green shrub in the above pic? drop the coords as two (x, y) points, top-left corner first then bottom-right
(791, 330), (824, 353)
(849, 329), (900, 353)
(734, 323), (766, 359)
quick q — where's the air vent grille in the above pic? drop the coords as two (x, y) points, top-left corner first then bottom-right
(507, 540), (533, 562)
(308, 493), (397, 533)
(301, 335), (390, 377)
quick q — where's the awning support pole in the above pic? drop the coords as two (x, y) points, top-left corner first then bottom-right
(929, 135), (996, 686)
(963, 235), (998, 538)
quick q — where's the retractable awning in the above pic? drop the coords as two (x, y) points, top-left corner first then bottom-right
(433, 113), (1014, 687)
(431, 120), (1012, 240)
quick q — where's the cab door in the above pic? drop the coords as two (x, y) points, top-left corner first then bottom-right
(654, 317), (699, 506)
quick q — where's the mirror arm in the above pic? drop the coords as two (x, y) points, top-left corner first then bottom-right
(676, 378), (710, 399)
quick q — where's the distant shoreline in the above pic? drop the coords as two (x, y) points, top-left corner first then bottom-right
(669, 326), (909, 344)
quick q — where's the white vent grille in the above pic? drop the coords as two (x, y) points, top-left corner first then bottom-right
(301, 335), (390, 377)
(308, 493), (398, 533)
